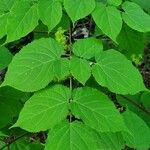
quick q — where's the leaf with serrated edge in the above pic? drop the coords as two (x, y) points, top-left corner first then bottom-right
(72, 37), (103, 59)
(71, 87), (127, 132)
(6, 0), (39, 43)
(64, 0), (95, 22)
(45, 121), (98, 150)
(2, 38), (66, 92)
(92, 3), (122, 42)
(92, 49), (146, 94)
(96, 131), (125, 150)
(122, 109), (150, 150)
(70, 57), (91, 85)
(12, 85), (70, 132)
(38, 0), (62, 32)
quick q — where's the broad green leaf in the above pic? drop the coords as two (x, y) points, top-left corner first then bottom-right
(45, 121), (98, 150)
(7, 138), (44, 150)
(122, 110), (150, 150)
(140, 91), (150, 111)
(52, 58), (70, 81)
(71, 87), (126, 132)
(0, 131), (6, 137)
(0, 140), (5, 149)
(122, 1), (150, 32)
(96, 132), (125, 150)
(0, 0), (14, 13)
(70, 57), (91, 85)
(38, 0), (62, 32)
(13, 85), (70, 132)
(72, 37), (103, 59)
(54, 14), (70, 31)
(92, 3), (122, 41)
(9, 139), (29, 150)
(64, 0), (95, 22)
(0, 46), (12, 70)
(131, 0), (150, 12)
(117, 24), (145, 58)
(2, 38), (66, 92)
(0, 13), (8, 39)
(107, 0), (122, 6)
(6, 0), (39, 43)
(0, 86), (23, 128)
(117, 94), (150, 127)
(92, 50), (146, 94)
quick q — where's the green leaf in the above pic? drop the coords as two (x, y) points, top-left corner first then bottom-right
(7, 138), (44, 150)
(92, 3), (122, 41)
(6, 0), (39, 43)
(117, 24), (145, 58)
(122, 1), (150, 32)
(0, 131), (6, 137)
(45, 121), (98, 150)
(70, 57), (91, 85)
(71, 87), (126, 132)
(107, 0), (122, 6)
(0, 46), (12, 70)
(131, 0), (150, 12)
(122, 109), (150, 150)
(38, 0), (62, 32)
(72, 37), (103, 59)
(96, 132), (125, 150)
(92, 49), (146, 94)
(0, 86), (23, 128)
(2, 38), (65, 92)
(0, 140), (5, 149)
(140, 91), (150, 111)
(13, 85), (70, 132)
(52, 58), (70, 81)
(64, 0), (95, 22)
(0, 0), (14, 13)
(117, 95), (150, 127)
(0, 13), (8, 39)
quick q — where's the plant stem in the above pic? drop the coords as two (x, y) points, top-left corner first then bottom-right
(68, 22), (73, 123)
(0, 133), (28, 150)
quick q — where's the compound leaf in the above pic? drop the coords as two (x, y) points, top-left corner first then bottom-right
(92, 49), (146, 94)
(13, 85), (70, 132)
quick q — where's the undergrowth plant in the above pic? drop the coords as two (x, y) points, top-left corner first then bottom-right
(0, 0), (150, 149)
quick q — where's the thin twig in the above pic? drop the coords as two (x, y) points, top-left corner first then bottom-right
(0, 133), (28, 150)
(69, 22), (73, 123)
